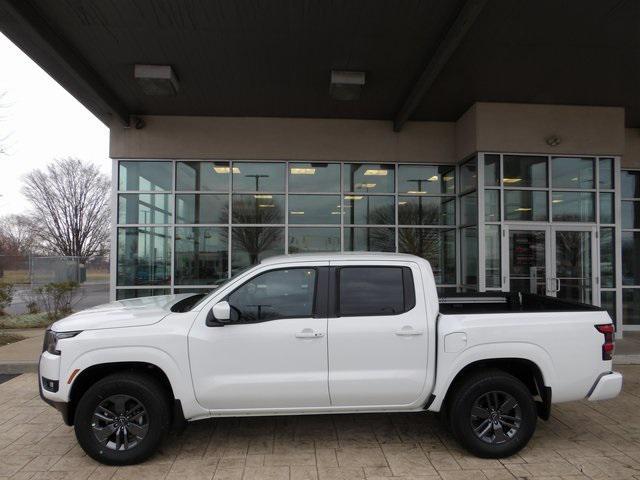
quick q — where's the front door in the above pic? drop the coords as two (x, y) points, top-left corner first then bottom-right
(503, 225), (598, 304)
(189, 264), (330, 411)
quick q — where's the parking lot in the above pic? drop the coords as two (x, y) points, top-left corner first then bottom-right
(1, 367), (640, 480)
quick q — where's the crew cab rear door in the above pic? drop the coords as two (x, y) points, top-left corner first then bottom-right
(327, 261), (429, 407)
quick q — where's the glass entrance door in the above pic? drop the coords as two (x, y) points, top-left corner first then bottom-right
(505, 227), (549, 295)
(503, 225), (598, 304)
(551, 226), (597, 304)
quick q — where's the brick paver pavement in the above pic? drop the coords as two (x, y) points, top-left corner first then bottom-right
(2, 367), (640, 480)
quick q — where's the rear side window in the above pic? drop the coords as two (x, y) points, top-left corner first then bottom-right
(338, 266), (415, 316)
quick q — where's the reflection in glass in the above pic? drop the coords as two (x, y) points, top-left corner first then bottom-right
(288, 195), (341, 224)
(504, 191), (547, 221)
(174, 288), (214, 295)
(232, 162), (285, 192)
(599, 193), (614, 224)
(288, 227), (340, 253)
(231, 227), (284, 272)
(599, 158), (614, 189)
(343, 164), (394, 193)
(485, 225), (501, 288)
(503, 155), (547, 187)
(600, 228), (615, 288)
(461, 192), (478, 225)
(460, 158), (477, 192)
(398, 228), (456, 284)
(232, 194), (285, 224)
(119, 161), (172, 191)
(398, 196), (454, 225)
(622, 201), (640, 229)
(176, 161), (230, 191)
(398, 165), (455, 195)
(623, 289), (640, 324)
(344, 227), (395, 252)
(485, 190), (500, 221)
(116, 289), (170, 300)
(484, 154), (500, 186)
(175, 227), (228, 285)
(117, 227), (171, 286)
(509, 230), (546, 294)
(552, 157), (594, 188)
(288, 163), (340, 192)
(343, 195), (394, 225)
(461, 227), (478, 286)
(228, 268), (316, 322)
(551, 192), (594, 222)
(176, 194), (228, 224)
(622, 232), (640, 285)
(622, 170), (640, 198)
(118, 194), (171, 224)
(601, 291), (616, 321)
(555, 230), (592, 304)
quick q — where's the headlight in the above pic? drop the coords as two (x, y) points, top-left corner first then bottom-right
(42, 329), (82, 355)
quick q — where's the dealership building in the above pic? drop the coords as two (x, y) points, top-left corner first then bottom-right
(2, 0), (640, 335)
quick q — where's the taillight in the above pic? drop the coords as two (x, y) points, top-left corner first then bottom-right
(595, 324), (615, 361)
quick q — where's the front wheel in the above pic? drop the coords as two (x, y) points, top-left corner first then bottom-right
(74, 373), (170, 465)
(448, 369), (537, 458)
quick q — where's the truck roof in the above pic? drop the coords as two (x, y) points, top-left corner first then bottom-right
(260, 252), (428, 265)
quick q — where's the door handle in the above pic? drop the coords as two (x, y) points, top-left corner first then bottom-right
(295, 330), (324, 339)
(395, 327), (424, 336)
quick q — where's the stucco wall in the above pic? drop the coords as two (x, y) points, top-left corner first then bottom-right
(624, 128), (640, 168)
(110, 116), (457, 164)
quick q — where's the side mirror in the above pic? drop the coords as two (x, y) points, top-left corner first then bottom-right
(206, 301), (232, 327)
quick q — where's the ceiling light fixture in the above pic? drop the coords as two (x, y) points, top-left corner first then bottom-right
(330, 70), (366, 101)
(134, 64), (179, 96)
(214, 166), (240, 174)
(290, 211), (305, 215)
(407, 190), (426, 195)
(344, 195), (364, 200)
(290, 168), (316, 175)
(515, 208), (532, 212)
(428, 175), (439, 181)
(254, 194), (273, 199)
(503, 178), (522, 184)
(364, 169), (388, 176)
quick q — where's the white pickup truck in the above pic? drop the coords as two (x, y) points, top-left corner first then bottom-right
(39, 253), (622, 465)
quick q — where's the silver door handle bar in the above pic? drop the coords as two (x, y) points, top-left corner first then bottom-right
(395, 329), (424, 336)
(295, 331), (324, 338)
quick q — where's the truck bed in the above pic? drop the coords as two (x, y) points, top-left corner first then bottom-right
(438, 292), (605, 315)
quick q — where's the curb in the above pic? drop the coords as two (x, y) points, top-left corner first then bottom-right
(0, 362), (38, 374)
(614, 355), (640, 365)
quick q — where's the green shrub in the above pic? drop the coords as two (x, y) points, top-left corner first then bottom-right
(35, 281), (80, 321)
(0, 283), (14, 316)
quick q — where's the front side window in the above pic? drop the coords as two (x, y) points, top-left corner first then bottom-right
(228, 268), (316, 322)
(338, 267), (414, 316)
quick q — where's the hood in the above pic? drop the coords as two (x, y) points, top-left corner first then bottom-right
(51, 294), (197, 332)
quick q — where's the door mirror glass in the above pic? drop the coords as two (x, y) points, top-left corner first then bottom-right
(211, 301), (231, 322)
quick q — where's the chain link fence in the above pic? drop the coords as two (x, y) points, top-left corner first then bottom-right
(0, 255), (110, 315)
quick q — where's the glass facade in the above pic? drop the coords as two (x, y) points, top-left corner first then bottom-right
(112, 156), (628, 333)
(114, 161), (457, 299)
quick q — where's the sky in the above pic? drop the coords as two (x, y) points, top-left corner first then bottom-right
(0, 32), (110, 215)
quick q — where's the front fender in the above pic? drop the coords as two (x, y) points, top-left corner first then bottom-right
(427, 342), (556, 412)
(57, 346), (208, 420)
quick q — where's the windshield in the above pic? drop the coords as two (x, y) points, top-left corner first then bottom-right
(187, 266), (254, 311)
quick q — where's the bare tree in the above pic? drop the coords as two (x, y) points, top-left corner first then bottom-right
(0, 214), (36, 255)
(23, 158), (110, 260)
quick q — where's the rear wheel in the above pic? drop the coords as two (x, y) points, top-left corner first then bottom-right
(74, 373), (170, 465)
(448, 369), (537, 458)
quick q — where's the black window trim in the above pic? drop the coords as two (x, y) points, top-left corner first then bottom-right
(220, 265), (324, 325)
(332, 265), (417, 318)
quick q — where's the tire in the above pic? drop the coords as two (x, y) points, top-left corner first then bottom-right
(448, 369), (537, 458)
(74, 373), (170, 465)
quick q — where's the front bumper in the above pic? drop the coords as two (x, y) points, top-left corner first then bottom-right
(38, 353), (72, 425)
(587, 371), (623, 401)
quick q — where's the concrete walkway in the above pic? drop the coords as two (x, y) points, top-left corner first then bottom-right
(1, 328), (640, 374)
(0, 328), (44, 373)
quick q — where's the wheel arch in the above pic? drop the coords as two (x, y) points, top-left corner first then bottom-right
(433, 357), (552, 420)
(67, 361), (182, 426)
